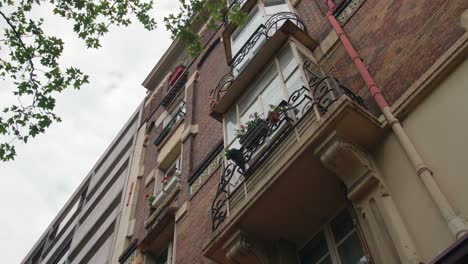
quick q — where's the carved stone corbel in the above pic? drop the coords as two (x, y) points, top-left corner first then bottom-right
(316, 132), (421, 264)
(223, 230), (272, 264)
(317, 132), (383, 202)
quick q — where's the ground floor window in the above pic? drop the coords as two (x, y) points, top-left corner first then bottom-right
(299, 208), (370, 264)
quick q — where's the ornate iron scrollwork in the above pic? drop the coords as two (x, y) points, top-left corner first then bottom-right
(209, 12), (306, 111)
(211, 61), (367, 231)
(211, 87), (310, 231)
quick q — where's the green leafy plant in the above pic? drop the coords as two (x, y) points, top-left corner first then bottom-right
(146, 194), (156, 205)
(235, 112), (263, 138)
(164, 0), (246, 56)
(268, 104), (283, 113)
(0, 0), (245, 161)
(0, 0), (157, 161)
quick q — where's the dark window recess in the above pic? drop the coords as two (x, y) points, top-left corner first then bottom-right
(333, 0), (352, 16)
(118, 239), (138, 263)
(31, 242), (45, 264)
(197, 37), (221, 68)
(147, 121), (156, 134)
(155, 247), (169, 264)
(161, 67), (189, 108)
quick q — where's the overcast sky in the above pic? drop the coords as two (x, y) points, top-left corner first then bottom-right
(0, 1), (178, 263)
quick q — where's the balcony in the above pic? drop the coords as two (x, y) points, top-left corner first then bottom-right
(203, 61), (384, 263)
(161, 67), (188, 108)
(209, 12), (318, 120)
(154, 102), (186, 146)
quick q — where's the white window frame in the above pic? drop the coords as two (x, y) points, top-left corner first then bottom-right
(222, 42), (317, 150)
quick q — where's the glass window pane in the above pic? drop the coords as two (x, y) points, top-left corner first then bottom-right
(317, 256), (333, 264)
(238, 62), (276, 114)
(261, 75), (283, 110)
(156, 247), (168, 264)
(232, 7), (262, 55)
(299, 231), (330, 264)
(337, 232), (366, 264)
(226, 107), (238, 144)
(278, 46), (296, 80)
(285, 68), (303, 96)
(330, 209), (355, 243)
(240, 100), (262, 125)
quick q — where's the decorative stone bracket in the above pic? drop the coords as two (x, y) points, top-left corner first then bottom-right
(223, 230), (297, 264)
(316, 132), (422, 264)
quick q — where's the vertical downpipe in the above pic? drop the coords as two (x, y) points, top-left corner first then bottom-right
(323, 0), (468, 239)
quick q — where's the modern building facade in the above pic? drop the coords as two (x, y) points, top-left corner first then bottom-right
(21, 105), (144, 264)
(24, 0), (468, 263)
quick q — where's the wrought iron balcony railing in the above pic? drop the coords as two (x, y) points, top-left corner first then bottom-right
(154, 102), (186, 146)
(209, 12), (306, 111)
(161, 70), (189, 108)
(210, 61), (366, 231)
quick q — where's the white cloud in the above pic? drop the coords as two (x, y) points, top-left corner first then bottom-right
(0, 1), (179, 263)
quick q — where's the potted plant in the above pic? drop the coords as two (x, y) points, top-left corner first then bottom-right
(225, 148), (246, 172)
(267, 104), (283, 123)
(236, 112), (270, 151)
(146, 194), (156, 208)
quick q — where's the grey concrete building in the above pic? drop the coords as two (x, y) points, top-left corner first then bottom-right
(21, 104), (143, 264)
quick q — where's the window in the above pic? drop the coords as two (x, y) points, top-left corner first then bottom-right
(154, 242), (174, 264)
(231, 0), (291, 75)
(333, 0), (352, 17)
(154, 101), (186, 146)
(56, 200), (79, 236)
(299, 208), (369, 264)
(155, 247), (168, 264)
(164, 156), (181, 181)
(30, 242), (45, 264)
(224, 44), (312, 149)
(223, 44), (317, 191)
(53, 241), (70, 264)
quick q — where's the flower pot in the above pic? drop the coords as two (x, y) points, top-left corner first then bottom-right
(267, 111), (281, 123)
(226, 148), (246, 171)
(239, 119), (270, 151)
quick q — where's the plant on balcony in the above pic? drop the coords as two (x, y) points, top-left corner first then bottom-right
(267, 104), (283, 124)
(236, 112), (270, 151)
(146, 194), (156, 208)
(225, 148), (246, 172)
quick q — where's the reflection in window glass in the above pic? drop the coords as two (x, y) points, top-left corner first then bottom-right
(279, 46), (296, 79)
(232, 7), (262, 55)
(224, 45), (308, 146)
(155, 247), (168, 264)
(330, 209), (354, 243)
(261, 75), (283, 110)
(300, 208), (369, 264)
(337, 232), (366, 264)
(226, 108), (238, 144)
(299, 231), (331, 264)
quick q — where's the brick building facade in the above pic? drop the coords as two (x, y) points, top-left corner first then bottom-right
(23, 0), (468, 263)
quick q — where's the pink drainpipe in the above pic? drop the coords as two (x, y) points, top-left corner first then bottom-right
(324, 0), (468, 240)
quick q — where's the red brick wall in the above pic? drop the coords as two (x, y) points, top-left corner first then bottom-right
(297, 0), (467, 114)
(131, 0), (467, 261)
